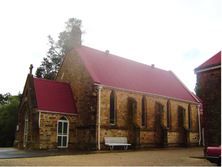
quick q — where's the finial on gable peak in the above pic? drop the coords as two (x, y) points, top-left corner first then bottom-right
(68, 26), (82, 49)
(29, 64), (33, 75)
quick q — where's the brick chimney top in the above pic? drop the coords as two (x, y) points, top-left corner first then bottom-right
(68, 26), (82, 49)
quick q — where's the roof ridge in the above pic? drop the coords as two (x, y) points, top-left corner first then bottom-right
(33, 77), (70, 85)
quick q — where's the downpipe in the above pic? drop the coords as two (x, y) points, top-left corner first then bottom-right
(198, 104), (201, 145)
(97, 85), (103, 150)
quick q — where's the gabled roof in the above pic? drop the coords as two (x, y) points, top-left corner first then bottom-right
(195, 51), (221, 73)
(33, 78), (77, 114)
(75, 45), (198, 103)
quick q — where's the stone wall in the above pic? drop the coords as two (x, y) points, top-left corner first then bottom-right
(99, 87), (200, 149)
(39, 112), (77, 149)
(55, 48), (97, 150)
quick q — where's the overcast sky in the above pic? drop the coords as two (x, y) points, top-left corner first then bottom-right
(0, 0), (221, 96)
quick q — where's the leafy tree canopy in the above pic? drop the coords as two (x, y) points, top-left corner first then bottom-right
(0, 94), (20, 146)
(0, 93), (11, 104)
(35, 18), (83, 80)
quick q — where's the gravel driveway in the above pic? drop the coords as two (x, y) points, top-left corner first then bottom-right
(0, 147), (215, 166)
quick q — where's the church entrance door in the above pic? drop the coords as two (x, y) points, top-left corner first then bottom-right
(57, 116), (69, 148)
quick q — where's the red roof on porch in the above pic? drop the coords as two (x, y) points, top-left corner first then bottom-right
(33, 78), (77, 114)
(75, 45), (198, 103)
(197, 51), (221, 68)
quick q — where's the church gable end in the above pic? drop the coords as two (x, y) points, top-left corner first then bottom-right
(14, 73), (39, 149)
(55, 27), (97, 150)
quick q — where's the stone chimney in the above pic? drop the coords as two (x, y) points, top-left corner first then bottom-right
(68, 25), (82, 49)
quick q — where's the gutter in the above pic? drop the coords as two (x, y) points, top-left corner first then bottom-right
(97, 85), (103, 150)
(37, 110), (78, 116)
(194, 63), (221, 74)
(94, 83), (199, 105)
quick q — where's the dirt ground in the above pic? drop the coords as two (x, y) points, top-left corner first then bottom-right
(0, 147), (215, 166)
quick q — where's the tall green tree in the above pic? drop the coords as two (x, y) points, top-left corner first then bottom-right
(195, 74), (202, 99)
(0, 95), (20, 146)
(35, 18), (83, 80)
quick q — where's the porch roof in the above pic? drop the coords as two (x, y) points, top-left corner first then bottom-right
(33, 78), (77, 114)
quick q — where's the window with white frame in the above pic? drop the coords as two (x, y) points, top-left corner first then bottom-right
(57, 116), (69, 148)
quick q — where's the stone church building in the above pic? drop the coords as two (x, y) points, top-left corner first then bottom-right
(14, 26), (202, 150)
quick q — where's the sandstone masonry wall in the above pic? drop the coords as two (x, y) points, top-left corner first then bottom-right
(99, 87), (199, 149)
(56, 48), (98, 150)
(39, 112), (77, 149)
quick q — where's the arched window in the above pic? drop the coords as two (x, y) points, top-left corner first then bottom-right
(188, 104), (192, 130)
(167, 100), (170, 128)
(110, 91), (116, 125)
(142, 96), (146, 127)
(23, 111), (29, 147)
(57, 116), (69, 148)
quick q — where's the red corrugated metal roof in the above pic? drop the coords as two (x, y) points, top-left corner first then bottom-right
(197, 51), (221, 68)
(33, 78), (77, 114)
(75, 45), (198, 103)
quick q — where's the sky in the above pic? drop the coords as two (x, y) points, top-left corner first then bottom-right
(0, 0), (221, 96)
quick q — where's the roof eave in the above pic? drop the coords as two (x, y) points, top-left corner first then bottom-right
(194, 63), (221, 74)
(38, 110), (78, 116)
(94, 83), (200, 105)
(169, 70), (200, 103)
